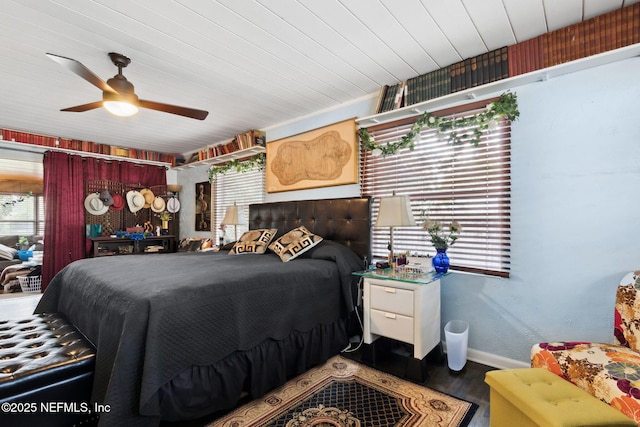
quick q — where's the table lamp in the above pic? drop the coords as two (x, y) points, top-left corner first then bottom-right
(375, 193), (416, 262)
(222, 202), (241, 242)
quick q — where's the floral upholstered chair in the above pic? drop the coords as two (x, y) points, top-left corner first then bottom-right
(531, 271), (640, 424)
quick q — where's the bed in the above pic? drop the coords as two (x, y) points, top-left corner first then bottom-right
(35, 196), (371, 426)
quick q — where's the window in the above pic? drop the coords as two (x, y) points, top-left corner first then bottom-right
(213, 167), (265, 243)
(0, 193), (45, 236)
(0, 156), (44, 237)
(360, 99), (511, 277)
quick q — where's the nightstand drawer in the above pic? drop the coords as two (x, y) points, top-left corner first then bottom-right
(370, 284), (413, 317)
(370, 309), (414, 344)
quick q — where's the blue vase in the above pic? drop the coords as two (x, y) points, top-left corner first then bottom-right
(432, 248), (450, 273)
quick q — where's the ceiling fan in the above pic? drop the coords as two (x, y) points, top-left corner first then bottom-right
(47, 52), (209, 120)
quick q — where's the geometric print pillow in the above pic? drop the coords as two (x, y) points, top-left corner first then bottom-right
(229, 228), (278, 254)
(268, 225), (323, 262)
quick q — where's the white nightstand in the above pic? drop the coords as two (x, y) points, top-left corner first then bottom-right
(353, 269), (445, 381)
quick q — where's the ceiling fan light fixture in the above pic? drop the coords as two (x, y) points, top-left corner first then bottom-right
(103, 101), (139, 117)
(103, 91), (139, 117)
(48, 52), (209, 120)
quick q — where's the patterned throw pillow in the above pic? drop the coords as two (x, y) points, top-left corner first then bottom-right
(178, 238), (204, 252)
(229, 228), (278, 254)
(268, 226), (323, 262)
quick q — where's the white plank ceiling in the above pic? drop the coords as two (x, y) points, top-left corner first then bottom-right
(0, 0), (635, 157)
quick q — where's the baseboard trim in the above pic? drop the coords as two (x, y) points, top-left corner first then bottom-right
(443, 343), (530, 370)
(466, 348), (530, 370)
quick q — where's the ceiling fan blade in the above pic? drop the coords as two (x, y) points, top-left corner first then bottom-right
(47, 53), (117, 94)
(61, 101), (104, 112)
(139, 99), (209, 120)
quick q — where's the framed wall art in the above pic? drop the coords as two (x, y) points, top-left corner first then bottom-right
(195, 181), (211, 231)
(266, 118), (358, 193)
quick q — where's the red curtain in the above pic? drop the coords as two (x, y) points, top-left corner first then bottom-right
(41, 151), (167, 291)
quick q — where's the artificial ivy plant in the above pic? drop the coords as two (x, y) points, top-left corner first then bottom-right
(208, 153), (265, 183)
(359, 91), (519, 157)
(206, 91), (519, 181)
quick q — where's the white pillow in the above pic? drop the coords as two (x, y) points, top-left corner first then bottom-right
(0, 243), (18, 261)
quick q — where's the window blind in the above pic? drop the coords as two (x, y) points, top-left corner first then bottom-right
(213, 167), (265, 242)
(360, 100), (511, 277)
(0, 194), (45, 235)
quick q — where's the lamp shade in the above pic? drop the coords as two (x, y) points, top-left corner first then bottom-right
(222, 203), (240, 225)
(375, 194), (416, 227)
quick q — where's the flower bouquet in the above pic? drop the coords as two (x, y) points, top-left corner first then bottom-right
(422, 219), (461, 273)
(422, 219), (461, 250)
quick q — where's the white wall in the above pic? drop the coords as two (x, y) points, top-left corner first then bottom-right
(177, 56), (640, 365)
(453, 56), (640, 363)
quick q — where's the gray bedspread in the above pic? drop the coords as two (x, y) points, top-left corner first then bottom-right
(35, 240), (362, 426)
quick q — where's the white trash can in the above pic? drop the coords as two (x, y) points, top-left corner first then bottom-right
(444, 320), (469, 372)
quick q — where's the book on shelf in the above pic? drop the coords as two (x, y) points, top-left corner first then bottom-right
(508, 36), (543, 77)
(378, 82), (400, 113)
(421, 72), (432, 103)
(403, 67), (451, 107)
(253, 130), (266, 146)
(542, 3), (639, 68)
(393, 81), (407, 109)
(419, 72), (430, 103)
(461, 47), (509, 88)
(235, 129), (265, 149)
(586, 15), (601, 57)
(188, 129), (266, 163)
(469, 55), (480, 87)
(405, 76), (419, 106)
(492, 46), (509, 82)
(450, 58), (472, 93)
(434, 66), (451, 99)
(374, 85), (389, 113)
(1, 127), (177, 166)
(110, 146), (130, 157)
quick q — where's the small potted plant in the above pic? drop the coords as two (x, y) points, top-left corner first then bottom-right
(157, 211), (172, 234)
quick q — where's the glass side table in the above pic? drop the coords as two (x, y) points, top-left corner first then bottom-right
(352, 268), (448, 382)
(352, 268), (448, 284)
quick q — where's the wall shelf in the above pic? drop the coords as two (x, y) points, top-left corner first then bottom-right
(173, 146), (265, 170)
(0, 139), (173, 167)
(357, 43), (640, 127)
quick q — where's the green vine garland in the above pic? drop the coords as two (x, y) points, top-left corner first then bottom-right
(359, 91), (520, 157)
(208, 153), (266, 183)
(206, 92), (519, 180)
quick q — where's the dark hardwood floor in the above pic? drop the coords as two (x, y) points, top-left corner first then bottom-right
(342, 337), (494, 427)
(166, 337), (494, 427)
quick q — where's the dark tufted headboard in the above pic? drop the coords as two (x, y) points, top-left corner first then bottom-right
(249, 197), (372, 264)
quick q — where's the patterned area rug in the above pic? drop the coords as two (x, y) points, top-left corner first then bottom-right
(209, 355), (477, 427)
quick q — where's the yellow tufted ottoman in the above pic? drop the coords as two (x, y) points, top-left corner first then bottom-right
(484, 368), (636, 427)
